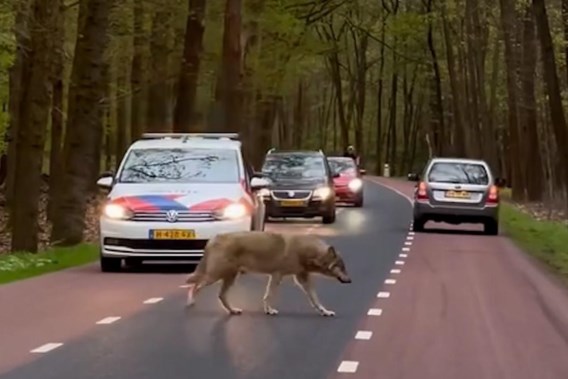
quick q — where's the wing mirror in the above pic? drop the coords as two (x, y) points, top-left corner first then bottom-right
(97, 171), (115, 189)
(251, 177), (271, 190)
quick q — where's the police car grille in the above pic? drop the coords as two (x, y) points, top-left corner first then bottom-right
(131, 211), (215, 222)
(271, 190), (311, 199)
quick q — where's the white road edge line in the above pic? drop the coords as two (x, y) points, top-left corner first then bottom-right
(408, 231), (415, 236)
(30, 343), (63, 353)
(368, 308), (383, 316)
(96, 316), (121, 325)
(399, 253), (408, 258)
(395, 260), (405, 265)
(179, 284), (190, 288)
(337, 361), (359, 373)
(366, 179), (413, 204)
(385, 279), (396, 284)
(355, 330), (373, 340)
(407, 236), (414, 240)
(402, 247), (410, 252)
(377, 291), (390, 298)
(391, 269), (401, 274)
(404, 241), (412, 246)
(143, 297), (163, 304)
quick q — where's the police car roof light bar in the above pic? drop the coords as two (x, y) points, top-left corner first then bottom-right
(140, 133), (240, 141)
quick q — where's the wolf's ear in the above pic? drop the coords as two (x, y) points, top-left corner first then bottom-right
(327, 246), (337, 257)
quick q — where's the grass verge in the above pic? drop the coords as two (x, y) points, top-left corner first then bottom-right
(501, 203), (568, 278)
(0, 244), (99, 285)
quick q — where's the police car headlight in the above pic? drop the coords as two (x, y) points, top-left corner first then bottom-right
(217, 203), (248, 220)
(348, 178), (363, 192)
(313, 187), (332, 200)
(103, 204), (133, 220)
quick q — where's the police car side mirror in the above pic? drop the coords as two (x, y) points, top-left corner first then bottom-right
(251, 177), (271, 190)
(97, 171), (114, 189)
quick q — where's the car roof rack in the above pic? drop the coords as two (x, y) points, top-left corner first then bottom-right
(140, 133), (240, 141)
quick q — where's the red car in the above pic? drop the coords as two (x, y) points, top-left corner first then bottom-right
(327, 156), (365, 207)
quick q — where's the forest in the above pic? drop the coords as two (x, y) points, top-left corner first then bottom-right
(0, 0), (566, 254)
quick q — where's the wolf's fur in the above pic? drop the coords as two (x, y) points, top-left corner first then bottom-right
(184, 231), (351, 316)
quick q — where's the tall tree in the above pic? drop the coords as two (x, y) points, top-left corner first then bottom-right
(51, 0), (113, 246)
(173, 0), (207, 132)
(10, 0), (58, 252)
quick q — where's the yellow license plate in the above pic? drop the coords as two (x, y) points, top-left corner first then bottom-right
(280, 199), (306, 207)
(445, 190), (471, 199)
(150, 229), (196, 239)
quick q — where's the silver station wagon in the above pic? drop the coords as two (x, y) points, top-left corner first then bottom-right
(407, 158), (502, 235)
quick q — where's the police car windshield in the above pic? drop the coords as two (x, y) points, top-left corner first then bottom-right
(261, 154), (326, 180)
(328, 158), (357, 175)
(118, 148), (240, 183)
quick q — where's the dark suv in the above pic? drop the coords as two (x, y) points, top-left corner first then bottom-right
(260, 149), (338, 224)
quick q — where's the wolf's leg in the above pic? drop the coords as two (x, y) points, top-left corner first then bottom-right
(186, 276), (217, 307)
(263, 273), (283, 315)
(293, 273), (335, 317)
(218, 272), (242, 315)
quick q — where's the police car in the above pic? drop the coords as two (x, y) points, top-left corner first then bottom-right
(96, 133), (270, 272)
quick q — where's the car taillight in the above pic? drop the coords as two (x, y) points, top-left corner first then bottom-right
(487, 185), (499, 204)
(416, 182), (428, 200)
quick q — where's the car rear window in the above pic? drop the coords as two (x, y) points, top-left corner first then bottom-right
(261, 154), (326, 180)
(328, 158), (357, 175)
(118, 148), (240, 183)
(427, 162), (489, 185)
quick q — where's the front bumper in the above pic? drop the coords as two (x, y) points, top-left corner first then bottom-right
(414, 200), (499, 223)
(99, 217), (252, 260)
(263, 198), (333, 217)
(335, 187), (363, 202)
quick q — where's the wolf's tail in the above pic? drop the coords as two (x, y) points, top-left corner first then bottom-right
(185, 246), (209, 284)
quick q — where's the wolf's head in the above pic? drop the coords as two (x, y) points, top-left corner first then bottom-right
(313, 246), (351, 283)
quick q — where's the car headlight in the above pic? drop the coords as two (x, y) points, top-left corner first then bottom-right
(348, 178), (363, 192)
(103, 204), (133, 220)
(313, 187), (332, 200)
(215, 203), (248, 220)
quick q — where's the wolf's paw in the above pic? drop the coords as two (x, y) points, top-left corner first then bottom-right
(228, 308), (243, 315)
(264, 307), (279, 315)
(319, 309), (335, 317)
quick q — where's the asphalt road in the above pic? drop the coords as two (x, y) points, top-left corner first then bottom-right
(4, 178), (568, 379)
(0, 179), (411, 379)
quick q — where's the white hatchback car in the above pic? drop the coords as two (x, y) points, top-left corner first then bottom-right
(96, 133), (270, 272)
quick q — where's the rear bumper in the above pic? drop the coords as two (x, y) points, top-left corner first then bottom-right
(414, 200), (499, 223)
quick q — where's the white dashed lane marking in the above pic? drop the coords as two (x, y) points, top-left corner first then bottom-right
(355, 331), (373, 340)
(391, 269), (401, 274)
(96, 317), (121, 325)
(385, 279), (396, 284)
(179, 284), (190, 288)
(367, 308), (383, 316)
(395, 260), (405, 265)
(30, 343), (63, 354)
(407, 236), (414, 240)
(399, 253), (408, 258)
(143, 297), (163, 304)
(402, 247), (410, 252)
(337, 361), (359, 373)
(377, 292), (390, 298)
(404, 241), (412, 246)
(408, 231), (415, 236)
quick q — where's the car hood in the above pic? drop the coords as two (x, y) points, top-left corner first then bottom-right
(107, 183), (247, 212)
(267, 177), (327, 190)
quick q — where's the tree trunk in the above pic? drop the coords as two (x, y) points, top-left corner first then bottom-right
(51, 0), (112, 246)
(146, 7), (173, 132)
(533, 0), (568, 197)
(173, 0), (207, 132)
(217, 0), (243, 133)
(130, 0), (147, 140)
(47, 0), (66, 223)
(11, 0), (57, 252)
